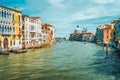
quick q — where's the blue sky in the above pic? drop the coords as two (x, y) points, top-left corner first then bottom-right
(0, 0), (120, 37)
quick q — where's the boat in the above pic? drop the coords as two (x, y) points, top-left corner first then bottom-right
(11, 49), (28, 53)
(0, 51), (9, 55)
(84, 42), (87, 44)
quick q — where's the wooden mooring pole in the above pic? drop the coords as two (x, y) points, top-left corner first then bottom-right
(106, 43), (108, 56)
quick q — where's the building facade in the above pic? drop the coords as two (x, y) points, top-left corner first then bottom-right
(103, 24), (114, 44)
(95, 24), (114, 45)
(0, 4), (55, 51)
(114, 20), (120, 47)
(41, 24), (55, 46)
(12, 7), (22, 49)
(22, 15), (42, 49)
(0, 5), (22, 51)
(79, 33), (94, 42)
(95, 25), (104, 43)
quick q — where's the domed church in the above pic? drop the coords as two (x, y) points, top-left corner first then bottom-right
(74, 25), (81, 33)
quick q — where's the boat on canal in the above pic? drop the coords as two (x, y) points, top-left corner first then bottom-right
(10, 49), (28, 53)
(0, 48), (10, 55)
(0, 51), (9, 55)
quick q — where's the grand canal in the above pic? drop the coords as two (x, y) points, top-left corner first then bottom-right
(0, 41), (120, 80)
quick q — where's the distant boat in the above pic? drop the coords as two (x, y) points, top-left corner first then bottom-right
(83, 42), (87, 45)
(96, 40), (102, 45)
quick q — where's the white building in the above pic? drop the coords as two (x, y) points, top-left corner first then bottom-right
(22, 15), (42, 49)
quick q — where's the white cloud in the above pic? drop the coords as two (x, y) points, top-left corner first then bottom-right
(18, 0), (120, 37)
(92, 0), (115, 4)
(47, 0), (65, 7)
(71, 8), (100, 21)
(70, 6), (119, 21)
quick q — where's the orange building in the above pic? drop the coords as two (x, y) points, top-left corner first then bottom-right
(103, 24), (114, 43)
(41, 24), (55, 46)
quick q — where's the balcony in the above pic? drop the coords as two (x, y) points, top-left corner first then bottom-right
(30, 30), (36, 33)
(0, 31), (12, 36)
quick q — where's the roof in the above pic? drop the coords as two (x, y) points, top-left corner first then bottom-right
(31, 17), (40, 19)
(42, 24), (55, 29)
(22, 15), (41, 21)
(0, 4), (21, 13)
(111, 20), (120, 24)
(81, 32), (94, 36)
(22, 14), (29, 18)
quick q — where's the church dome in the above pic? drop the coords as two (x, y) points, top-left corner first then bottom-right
(74, 25), (80, 33)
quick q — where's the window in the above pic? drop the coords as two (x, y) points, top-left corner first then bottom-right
(18, 15), (21, 22)
(107, 30), (109, 34)
(0, 25), (1, 33)
(5, 26), (7, 32)
(22, 25), (24, 30)
(7, 27), (9, 33)
(2, 26), (4, 33)
(19, 42), (21, 45)
(9, 13), (11, 20)
(12, 13), (14, 20)
(13, 27), (15, 33)
(31, 26), (34, 30)
(10, 41), (12, 46)
(2, 10), (3, 18)
(0, 41), (1, 47)
(107, 35), (108, 39)
(14, 35), (16, 40)
(10, 27), (12, 33)
(4, 11), (6, 19)
(14, 42), (15, 45)
(19, 36), (21, 40)
(0, 9), (1, 18)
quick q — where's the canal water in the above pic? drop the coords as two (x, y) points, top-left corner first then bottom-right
(0, 41), (120, 80)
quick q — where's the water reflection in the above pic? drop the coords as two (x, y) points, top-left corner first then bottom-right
(0, 41), (120, 80)
(91, 49), (120, 80)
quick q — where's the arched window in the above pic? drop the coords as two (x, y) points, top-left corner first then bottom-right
(5, 26), (7, 33)
(9, 27), (12, 33)
(0, 9), (2, 18)
(0, 25), (1, 33)
(9, 13), (11, 20)
(4, 11), (6, 19)
(8, 27), (9, 33)
(12, 13), (14, 20)
(2, 25), (4, 33)
(13, 27), (15, 33)
(2, 10), (3, 18)
(7, 11), (9, 20)
(18, 15), (21, 22)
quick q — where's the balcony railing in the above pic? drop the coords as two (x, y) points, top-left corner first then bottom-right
(30, 30), (36, 33)
(0, 31), (12, 35)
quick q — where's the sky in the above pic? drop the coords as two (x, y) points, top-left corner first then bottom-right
(0, 0), (120, 37)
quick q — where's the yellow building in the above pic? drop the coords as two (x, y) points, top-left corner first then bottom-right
(0, 5), (22, 51)
(11, 7), (22, 49)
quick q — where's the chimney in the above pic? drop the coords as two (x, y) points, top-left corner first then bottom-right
(14, 7), (18, 11)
